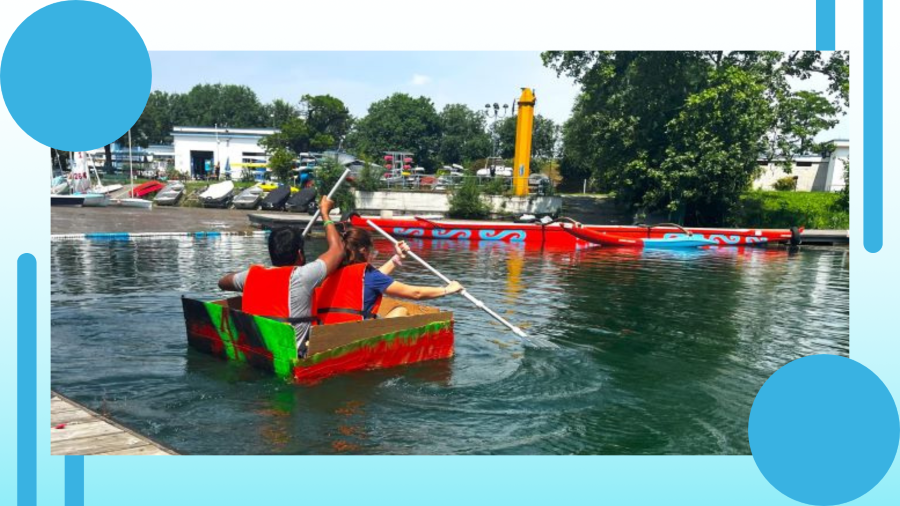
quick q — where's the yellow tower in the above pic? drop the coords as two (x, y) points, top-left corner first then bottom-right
(512, 88), (536, 196)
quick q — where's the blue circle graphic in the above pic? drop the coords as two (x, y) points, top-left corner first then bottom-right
(750, 355), (899, 505)
(1, 1), (151, 151)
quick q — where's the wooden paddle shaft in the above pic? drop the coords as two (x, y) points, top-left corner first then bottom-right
(365, 220), (529, 339)
(302, 168), (352, 238)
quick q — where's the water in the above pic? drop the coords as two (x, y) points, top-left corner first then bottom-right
(51, 237), (849, 455)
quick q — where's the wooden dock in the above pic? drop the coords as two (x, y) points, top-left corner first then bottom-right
(51, 391), (178, 456)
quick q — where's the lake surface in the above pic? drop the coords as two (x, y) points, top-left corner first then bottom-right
(51, 237), (849, 455)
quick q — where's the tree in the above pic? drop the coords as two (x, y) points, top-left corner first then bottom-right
(268, 147), (295, 185)
(316, 157), (355, 213)
(438, 104), (491, 165)
(302, 94), (352, 149)
(346, 93), (442, 169)
(496, 114), (559, 160)
(260, 117), (312, 155)
(181, 84), (267, 128)
(543, 51), (849, 225)
(264, 99), (299, 129)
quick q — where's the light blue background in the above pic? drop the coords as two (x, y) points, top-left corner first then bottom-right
(3, 1), (889, 506)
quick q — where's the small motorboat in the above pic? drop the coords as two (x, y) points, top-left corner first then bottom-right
(199, 180), (235, 208)
(80, 193), (110, 207)
(154, 182), (185, 206)
(232, 186), (264, 209)
(129, 181), (166, 198)
(260, 185), (292, 211)
(558, 218), (717, 249)
(284, 187), (317, 213)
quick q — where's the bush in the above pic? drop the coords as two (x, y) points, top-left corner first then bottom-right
(317, 157), (356, 213)
(481, 177), (508, 196)
(735, 191), (849, 229)
(269, 148), (295, 185)
(448, 173), (490, 219)
(356, 164), (382, 192)
(772, 176), (798, 191)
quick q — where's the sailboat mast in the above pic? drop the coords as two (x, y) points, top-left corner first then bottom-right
(129, 129), (134, 197)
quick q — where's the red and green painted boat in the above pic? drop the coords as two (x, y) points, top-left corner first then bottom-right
(181, 296), (454, 383)
(348, 214), (801, 248)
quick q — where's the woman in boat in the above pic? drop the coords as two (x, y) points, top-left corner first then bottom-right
(312, 227), (463, 324)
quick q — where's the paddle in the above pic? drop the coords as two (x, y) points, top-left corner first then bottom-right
(366, 220), (556, 349)
(302, 167), (352, 238)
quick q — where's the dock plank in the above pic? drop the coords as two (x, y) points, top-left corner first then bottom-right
(51, 432), (146, 456)
(51, 420), (121, 442)
(50, 391), (177, 455)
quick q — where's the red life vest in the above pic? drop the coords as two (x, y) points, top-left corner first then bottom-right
(241, 264), (294, 318)
(312, 263), (382, 325)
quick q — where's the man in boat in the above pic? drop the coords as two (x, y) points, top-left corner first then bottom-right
(216, 196), (344, 355)
(310, 227), (463, 325)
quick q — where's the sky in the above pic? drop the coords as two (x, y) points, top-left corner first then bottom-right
(148, 51), (850, 141)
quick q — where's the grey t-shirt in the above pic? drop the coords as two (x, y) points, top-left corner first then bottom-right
(233, 259), (327, 354)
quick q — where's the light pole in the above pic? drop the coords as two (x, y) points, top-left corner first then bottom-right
(483, 102), (509, 177)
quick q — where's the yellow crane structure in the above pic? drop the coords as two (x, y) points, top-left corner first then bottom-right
(511, 87), (536, 196)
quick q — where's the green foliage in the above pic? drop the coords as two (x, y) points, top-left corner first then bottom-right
(303, 94), (353, 146)
(543, 51), (849, 225)
(496, 114), (559, 160)
(481, 177), (508, 196)
(261, 95), (353, 155)
(268, 148), (295, 185)
(261, 117), (313, 154)
(355, 160), (382, 192)
(772, 176), (798, 191)
(264, 99), (299, 128)
(316, 157), (355, 213)
(449, 173), (490, 219)
(836, 158), (849, 211)
(735, 191), (849, 230)
(346, 93), (441, 169)
(438, 104), (491, 165)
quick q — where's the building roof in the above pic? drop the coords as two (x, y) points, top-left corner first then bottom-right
(171, 126), (279, 140)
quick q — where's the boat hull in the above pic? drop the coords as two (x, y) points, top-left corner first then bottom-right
(349, 216), (798, 247)
(181, 296), (454, 384)
(50, 195), (84, 207)
(260, 186), (291, 210)
(561, 224), (717, 249)
(79, 193), (110, 207)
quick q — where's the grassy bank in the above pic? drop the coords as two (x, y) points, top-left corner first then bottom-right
(735, 191), (849, 230)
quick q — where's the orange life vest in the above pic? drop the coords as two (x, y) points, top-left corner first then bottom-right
(241, 264), (294, 319)
(312, 263), (382, 325)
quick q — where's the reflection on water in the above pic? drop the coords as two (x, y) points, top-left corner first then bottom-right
(51, 237), (849, 455)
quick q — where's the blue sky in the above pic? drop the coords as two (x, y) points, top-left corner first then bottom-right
(149, 51), (849, 141)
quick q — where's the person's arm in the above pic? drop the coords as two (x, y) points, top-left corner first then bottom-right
(315, 196), (344, 276)
(384, 280), (463, 301)
(218, 269), (248, 292)
(378, 240), (409, 276)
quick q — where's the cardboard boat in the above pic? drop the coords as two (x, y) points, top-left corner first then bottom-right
(181, 295), (454, 383)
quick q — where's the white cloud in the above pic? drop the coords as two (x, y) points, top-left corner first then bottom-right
(410, 74), (431, 86)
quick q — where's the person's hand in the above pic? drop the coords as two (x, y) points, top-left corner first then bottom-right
(394, 240), (409, 259)
(444, 281), (463, 295)
(319, 196), (334, 217)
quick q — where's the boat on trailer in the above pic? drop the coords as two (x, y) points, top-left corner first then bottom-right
(181, 295), (454, 383)
(348, 215), (801, 248)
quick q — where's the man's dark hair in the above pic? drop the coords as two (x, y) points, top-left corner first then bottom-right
(268, 228), (305, 266)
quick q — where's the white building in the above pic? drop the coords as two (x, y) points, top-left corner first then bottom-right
(171, 126), (278, 179)
(753, 139), (849, 192)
